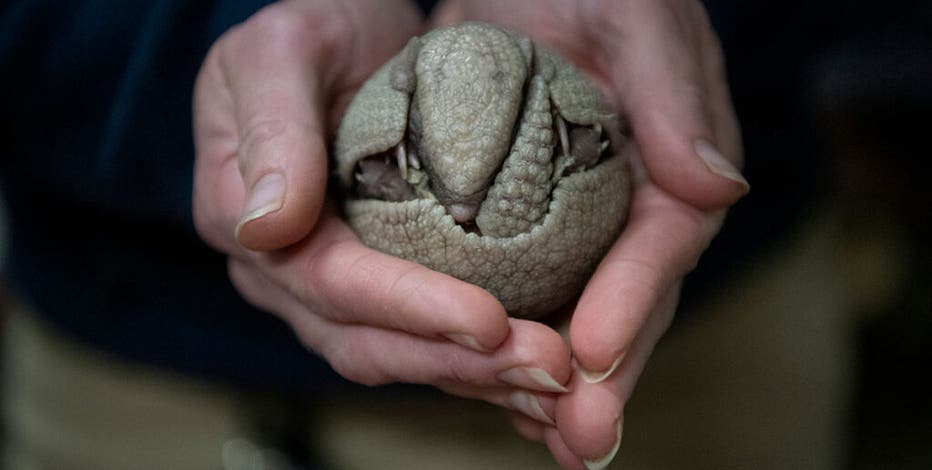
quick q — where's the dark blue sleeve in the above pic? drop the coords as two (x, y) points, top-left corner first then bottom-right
(1, 0), (266, 224)
(0, 0), (350, 389)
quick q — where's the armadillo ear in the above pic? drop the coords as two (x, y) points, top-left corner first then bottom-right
(335, 48), (414, 189)
(517, 36), (534, 72)
(389, 37), (421, 94)
(538, 47), (613, 127)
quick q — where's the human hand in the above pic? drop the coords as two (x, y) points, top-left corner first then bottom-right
(192, 0), (573, 424)
(432, 0), (748, 467)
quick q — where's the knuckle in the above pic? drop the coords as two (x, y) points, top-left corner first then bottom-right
(236, 116), (322, 178)
(379, 267), (424, 326)
(236, 116), (324, 192)
(238, 117), (289, 172)
(323, 339), (392, 387)
(301, 238), (355, 310)
(441, 350), (481, 386)
(606, 256), (665, 300)
(242, 117), (288, 144)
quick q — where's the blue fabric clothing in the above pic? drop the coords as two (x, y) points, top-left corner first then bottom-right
(0, 0), (340, 389)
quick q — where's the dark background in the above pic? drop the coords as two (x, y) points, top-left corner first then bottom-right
(1, 0), (930, 468)
(688, 1), (932, 468)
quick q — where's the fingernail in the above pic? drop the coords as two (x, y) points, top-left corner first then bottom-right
(498, 367), (569, 393)
(237, 173), (285, 229)
(444, 333), (492, 353)
(584, 421), (622, 470)
(508, 391), (555, 426)
(577, 355), (624, 384)
(694, 139), (749, 189)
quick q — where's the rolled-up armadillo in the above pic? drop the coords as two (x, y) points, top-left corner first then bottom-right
(335, 22), (631, 319)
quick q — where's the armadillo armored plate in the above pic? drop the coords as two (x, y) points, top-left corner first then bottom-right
(335, 22), (631, 319)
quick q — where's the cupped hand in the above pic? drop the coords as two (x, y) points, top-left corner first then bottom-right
(433, 0), (748, 467)
(192, 0), (572, 425)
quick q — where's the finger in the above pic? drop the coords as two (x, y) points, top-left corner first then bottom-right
(544, 426), (587, 470)
(244, 212), (513, 352)
(698, 23), (743, 169)
(437, 383), (558, 426)
(507, 411), (548, 443)
(593, 0), (748, 210)
(216, 6), (346, 251)
(192, 46), (246, 255)
(569, 177), (721, 376)
(556, 287), (679, 467)
(229, 258), (571, 390)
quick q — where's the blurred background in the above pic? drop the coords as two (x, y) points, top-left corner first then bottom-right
(1, 0), (930, 469)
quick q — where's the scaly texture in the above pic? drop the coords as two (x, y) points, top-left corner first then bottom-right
(346, 156), (629, 317)
(476, 75), (554, 238)
(335, 22), (631, 318)
(334, 53), (411, 187)
(414, 23), (527, 207)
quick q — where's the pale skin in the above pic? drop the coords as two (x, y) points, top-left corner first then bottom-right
(192, 1), (747, 469)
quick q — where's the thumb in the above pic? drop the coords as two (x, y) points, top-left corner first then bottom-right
(233, 117), (327, 252)
(605, 1), (748, 210)
(222, 11), (334, 251)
